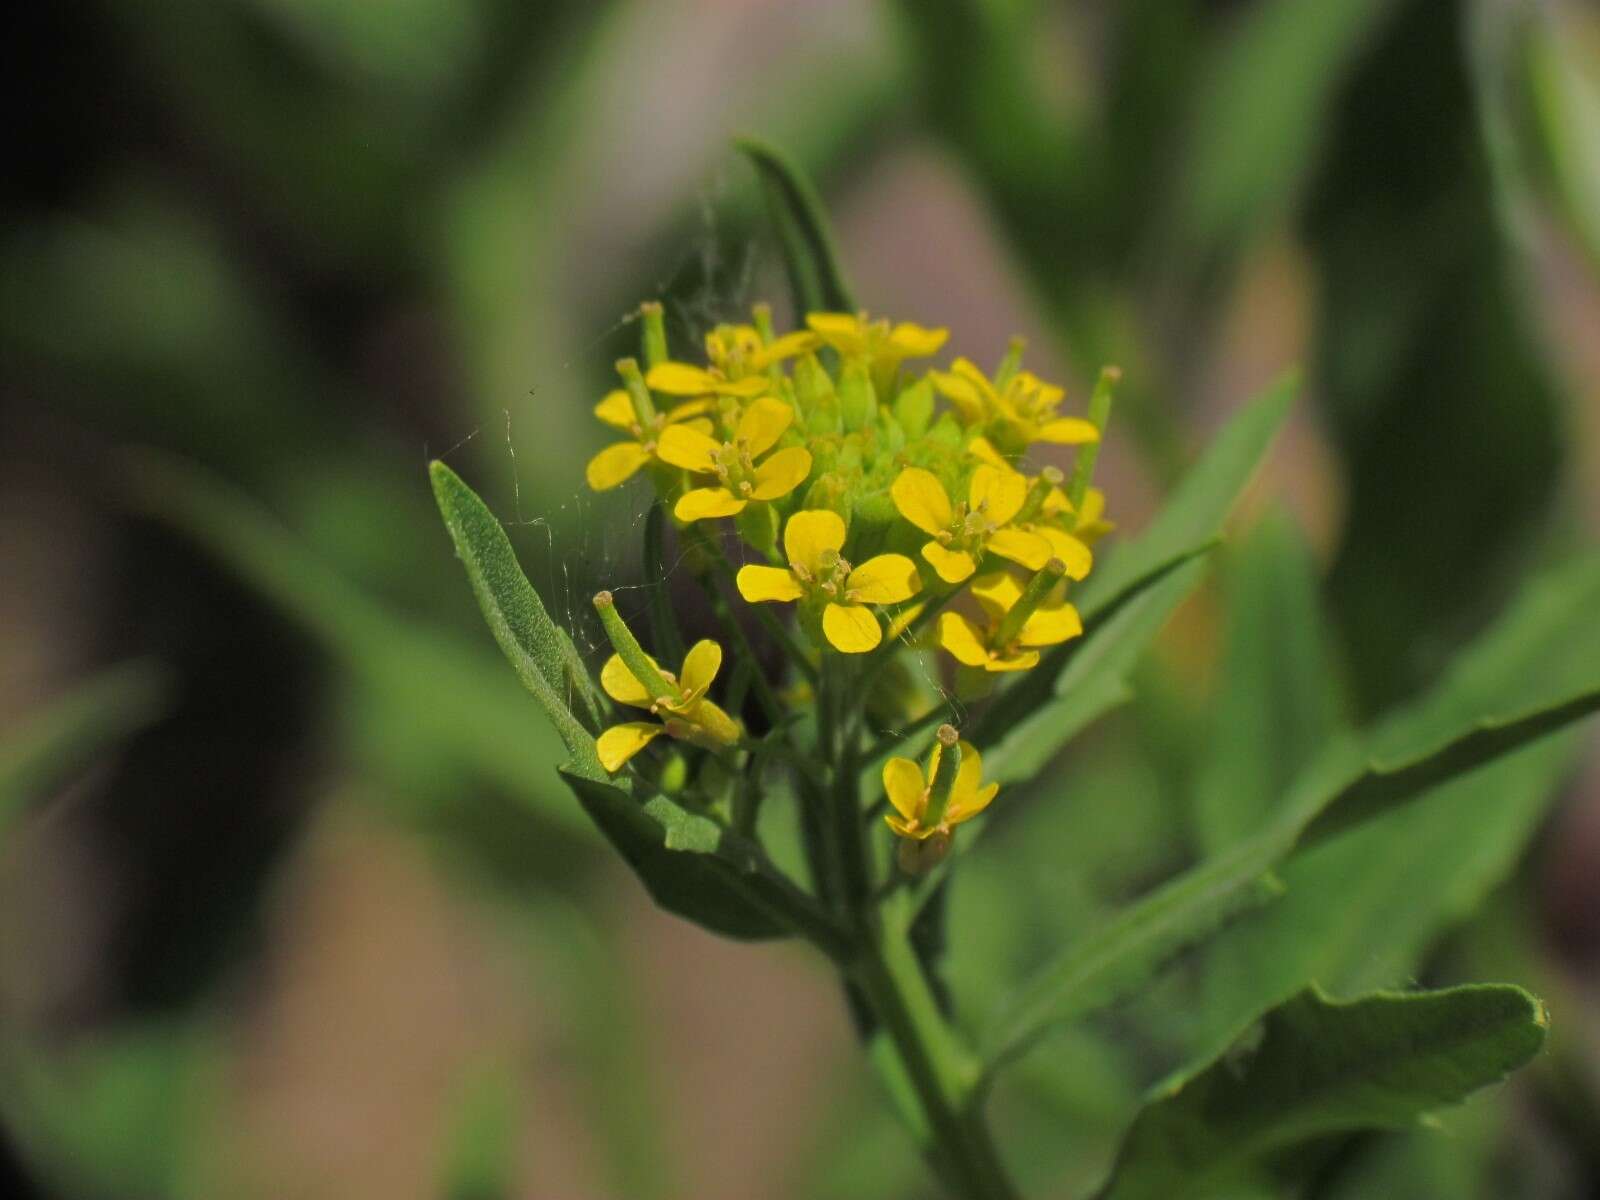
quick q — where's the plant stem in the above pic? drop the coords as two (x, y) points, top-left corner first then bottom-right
(852, 915), (1019, 1200)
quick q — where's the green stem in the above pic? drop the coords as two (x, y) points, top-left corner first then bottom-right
(1066, 365), (1118, 513)
(852, 915), (1018, 1200)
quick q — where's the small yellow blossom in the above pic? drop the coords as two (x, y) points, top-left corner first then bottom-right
(704, 322), (819, 380)
(807, 311), (948, 393)
(931, 358), (1099, 451)
(890, 464), (1055, 583)
(595, 639), (741, 772)
(736, 509), (920, 653)
(883, 737), (997, 840)
(937, 569), (1082, 672)
(585, 388), (714, 491)
(1044, 484), (1114, 547)
(658, 396), (813, 521)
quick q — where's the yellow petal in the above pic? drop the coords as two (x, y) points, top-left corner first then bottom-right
(883, 757), (926, 822)
(753, 330), (821, 366)
(888, 322), (949, 357)
(948, 780), (998, 825)
(678, 639), (722, 696)
(1020, 603), (1083, 648)
(823, 603), (881, 653)
(891, 467), (954, 536)
(663, 397), (715, 423)
(736, 564), (805, 603)
(967, 436), (1008, 469)
(885, 812), (922, 838)
(969, 570), (1024, 620)
(597, 722), (662, 772)
(586, 442), (651, 491)
(937, 612), (990, 667)
(656, 423), (722, 472)
(929, 366), (989, 424)
(846, 554), (921, 604)
(1036, 417), (1100, 445)
(734, 396), (793, 458)
(885, 601), (926, 642)
(719, 375), (771, 398)
(783, 509), (847, 575)
(806, 312), (866, 354)
(646, 362), (718, 395)
(1038, 527), (1093, 579)
(749, 446), (812, 500)
(970, 463), (1027, 525)
(601, 653), (656, 707)
(675, 487), (746, 522)
(985, 648), (1040, 673)
(946, 741), (985, 814)
(594, 389), (635, 429)
(921, 541), (977, 584)
(985, 527), (1053, 571)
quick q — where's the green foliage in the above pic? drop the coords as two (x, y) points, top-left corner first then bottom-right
(737, 136), (856, 316)
(1096, 985), (1547, 1199)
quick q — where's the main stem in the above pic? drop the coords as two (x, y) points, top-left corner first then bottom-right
(820, 660), (1018, 1200)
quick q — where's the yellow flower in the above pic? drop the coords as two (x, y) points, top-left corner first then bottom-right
(964, 437), (1096, 575)
(1044, 484), (1114, 547)
(595, 639), (741, 772)
(883, 738), (997, 840)
(657, 396), (814, 521)
(931, 358), (1099, 451)
(807, 311), (948, 393)
(890, 464), (1062, 583)
(937, 570), (1082, 672)
(736, 509), (921, 653)
(585, 388), (714, 491)
(704, 323), (820, 380)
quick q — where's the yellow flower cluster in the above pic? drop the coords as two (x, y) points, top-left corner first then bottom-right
(586, 306), (1112, 666)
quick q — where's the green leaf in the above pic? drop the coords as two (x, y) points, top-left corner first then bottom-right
(1188, 554), (1600, 1067)
(1095, 984), (1547, 1200)
(972, 370), (1295, 753)
(559, 769), (849, 955)
(431, 459), (605, 754)
(0, 661), (170, 835)
(736, 136), (854, 316)
(1193, 509), (1341, 855)
(980, 554), (1600, 1075)
(1518, 8), (1600, 281)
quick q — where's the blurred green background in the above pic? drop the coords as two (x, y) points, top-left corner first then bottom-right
(3, 1), (1599, 1196)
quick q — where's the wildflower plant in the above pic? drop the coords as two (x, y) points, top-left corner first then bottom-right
(428, 143), (1600, 1199)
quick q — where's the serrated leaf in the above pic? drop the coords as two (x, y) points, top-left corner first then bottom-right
(0, 660), (170, 834)
(981, 554), (1600, 1075)
(1096, 985), (1546, 1200)
(431, 459), (604, 757)
(972, 371), (1295, 753)
(736, 136), (854, 316)
(558, 769), (849, 956)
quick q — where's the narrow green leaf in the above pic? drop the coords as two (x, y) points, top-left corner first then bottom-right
(0, 660), (170, 833)
(1520, 8), (1600, 280)
(558, 768), (850, 956)
(1096, 985), (1547, 1200)
(431, 460), (605, 750)
(1194, 510), (1341, 854)
(437, 1064), (518, 1200)
(736, 136), (855, 315)
(972, 371), (1295, 752)
(981, 554), (1600, 1075)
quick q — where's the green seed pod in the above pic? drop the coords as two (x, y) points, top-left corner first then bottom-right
(839, 359), (878, 433)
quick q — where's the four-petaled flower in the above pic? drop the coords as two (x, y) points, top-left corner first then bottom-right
(883, 738), (997, 840)
(931, 358), (1099, 453)
(937, 570), (1082, 672)
(891, 464), (1065, 583)
(703, 323), (820, 380)
(658, 396), (814, 521)
(737, 509), (921, 653)
(596, 639), (741, 772)
(585, 388), (714, 492)
(807, 311), (948, 393)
